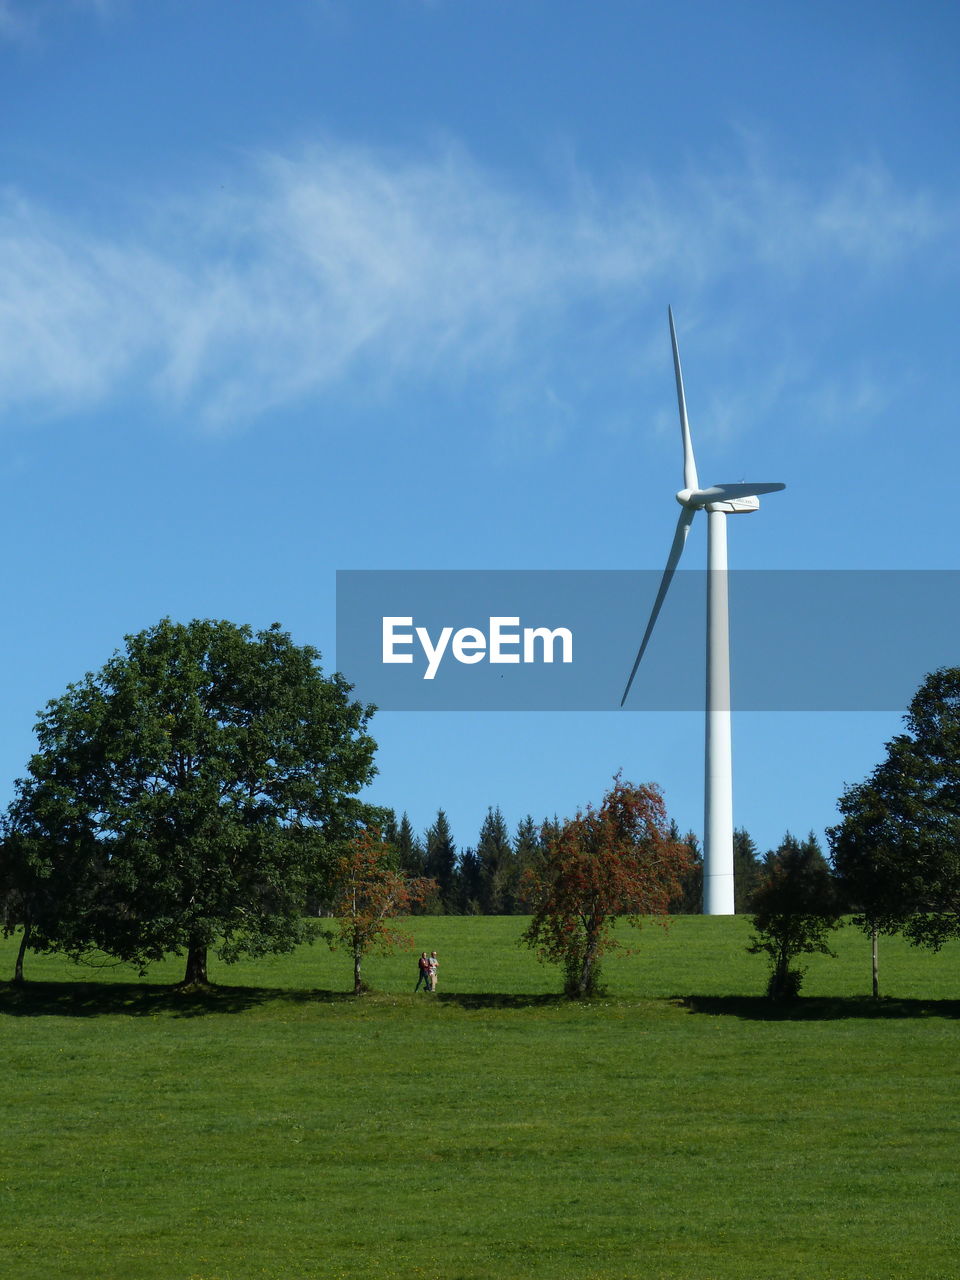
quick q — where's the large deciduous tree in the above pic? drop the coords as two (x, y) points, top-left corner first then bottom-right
(328, 828), (435, 994)
(0, 618), (376, 985)
(521, 777), (692, 997)
(829, 667), (960, 952)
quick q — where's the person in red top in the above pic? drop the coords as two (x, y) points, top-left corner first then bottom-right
(415, 952), (429, 992)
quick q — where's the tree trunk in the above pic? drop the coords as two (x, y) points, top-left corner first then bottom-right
(182, 940), (209, 987)
(871, 926), (879, 999)
(353, 947), (363, 996)
(13, 925), (30, 984)
(577, 931), (600, 997)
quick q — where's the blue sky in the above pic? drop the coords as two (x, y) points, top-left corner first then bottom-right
(2, 0), (958, 859)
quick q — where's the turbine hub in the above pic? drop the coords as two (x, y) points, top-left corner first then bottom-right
(676, 487), (699, 508)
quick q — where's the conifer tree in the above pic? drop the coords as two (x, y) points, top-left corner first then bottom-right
(393, 812), (426, 878)
(424, 809), (458, 914)
(477, 806), (514, 913)
(456, 847), (484, 914)
(733, 827), (762, 913)
(513, 816), (543, 912)
(668, 822), (702, 914)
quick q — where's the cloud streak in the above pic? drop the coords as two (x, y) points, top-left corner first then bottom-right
(0, 141), (952, 426)
(0, 0), (121, 45)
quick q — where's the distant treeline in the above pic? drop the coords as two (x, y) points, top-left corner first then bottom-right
(373, 807), (822, 916)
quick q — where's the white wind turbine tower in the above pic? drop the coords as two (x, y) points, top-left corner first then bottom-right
(621, 308), (785, 914)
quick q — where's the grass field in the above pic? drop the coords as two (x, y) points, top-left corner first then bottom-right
(2, 916), (958, 1280)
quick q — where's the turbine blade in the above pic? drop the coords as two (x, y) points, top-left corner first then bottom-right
(693, 482), (786, 503)
(621, 507), (696, 707)
(669, 306), (699, 492)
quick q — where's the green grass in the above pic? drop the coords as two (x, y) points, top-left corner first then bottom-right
(2, 918), (958, 1279)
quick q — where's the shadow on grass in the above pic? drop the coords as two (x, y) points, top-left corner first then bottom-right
(678, 994), (960, 1021)
(7, 982), (956, 1021)
(435, 992), (566, 1010)
(0, 981), (568, 1018)
(0, 980), (358, 1019)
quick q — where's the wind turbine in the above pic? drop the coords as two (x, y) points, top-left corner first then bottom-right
(621, 307), (785, 914)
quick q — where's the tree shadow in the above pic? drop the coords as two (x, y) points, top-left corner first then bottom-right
(0, 980), (357, 1019)
(0, 982), (568, 1017)
(10, 982), (955, 1021)
(435, 992), (566, 1010)
(677, 994), (960, 1021)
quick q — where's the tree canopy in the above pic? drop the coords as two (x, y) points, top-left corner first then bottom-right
(829, 666), (960, 950)
(1, 618), (377, 984)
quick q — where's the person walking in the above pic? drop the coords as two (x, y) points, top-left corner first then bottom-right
(415, 951), (430, 992)
(427, 950), (439, 992)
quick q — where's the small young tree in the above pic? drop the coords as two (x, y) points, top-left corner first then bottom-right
(328, 828), (435, 995)
(521, 777), (692, 997)
(747, 833), (841, 1000)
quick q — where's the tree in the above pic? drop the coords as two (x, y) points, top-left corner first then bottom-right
(829, 667), (960, 952)
(393, 812), (426, 879)
(667, 822), (702, 914)
(0, 618), (376, 985)
(477, 806), (515, 913)
(0, 816), (101, 983)
(455, 847), (484, 914)
(733, 827), (762, 913)
(424, 810), (457, 913)
(747, 833), (841, 1000)
(327, 828), (435, 994)
(513, 815), (544, 913)
(521, 777), (692, 997)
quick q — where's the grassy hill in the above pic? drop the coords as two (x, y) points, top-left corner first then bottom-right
(2, 918), (958, 1279)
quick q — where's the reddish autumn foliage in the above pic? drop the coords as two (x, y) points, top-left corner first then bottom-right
(521, 776), (693, 997)
(330, 828), (436, 994)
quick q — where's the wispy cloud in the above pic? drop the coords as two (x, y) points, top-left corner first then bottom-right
(0, 0), (32, 43)
(0, 0), (121, 44)
(0, 141), (952, 427)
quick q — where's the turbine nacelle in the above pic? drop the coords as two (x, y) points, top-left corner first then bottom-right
(709, 495), (760, 514)
(676, 481), (786, 510)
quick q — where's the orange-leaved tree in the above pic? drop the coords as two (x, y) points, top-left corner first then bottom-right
(521, 776), (692, 997)
(330, 828), (436, 995)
